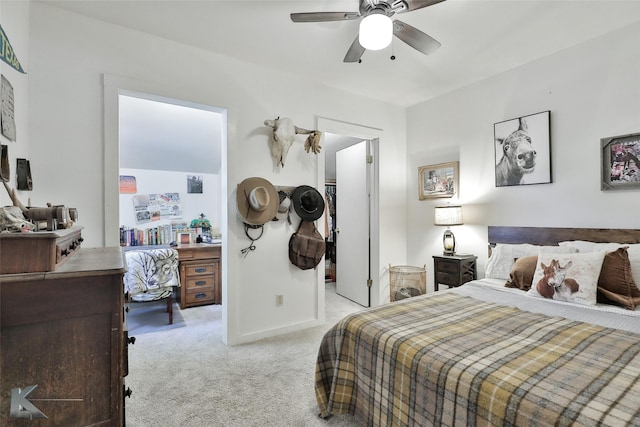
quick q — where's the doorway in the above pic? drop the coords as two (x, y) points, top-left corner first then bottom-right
(115, 91), (225, 333)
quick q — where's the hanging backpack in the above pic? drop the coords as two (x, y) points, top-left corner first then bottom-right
(289, 220), (326, 270)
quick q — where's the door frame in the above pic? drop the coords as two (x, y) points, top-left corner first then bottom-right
(103, 73), (230, 341)
(316, 117), (381, 317)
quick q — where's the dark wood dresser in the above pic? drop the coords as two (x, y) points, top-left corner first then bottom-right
(0, 247), (128, 426)
(176, 244), (221, 308)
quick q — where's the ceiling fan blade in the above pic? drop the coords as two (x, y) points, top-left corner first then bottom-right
(290, 12), (360, 23)
(393, 19), (441, 55)
(343, 36), (366, 63)
(400, 0), (447, 13)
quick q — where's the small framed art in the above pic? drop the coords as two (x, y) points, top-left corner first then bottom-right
(418, 161), (458, 200)
(177, 231), (193, 245)
(601, 132), (640, 191)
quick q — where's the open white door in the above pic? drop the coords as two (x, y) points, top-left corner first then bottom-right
(335, 140), (371, 307)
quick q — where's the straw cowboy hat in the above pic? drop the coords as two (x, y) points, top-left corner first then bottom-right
(273, 190), (291, 221)
(236, 177), (278, 226)
(291, 185), (324, 221)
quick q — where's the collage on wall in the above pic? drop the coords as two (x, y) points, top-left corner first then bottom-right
(494, 110), (551, 187)
(132, 193), (182, 224)
(601, 132), (640, 190)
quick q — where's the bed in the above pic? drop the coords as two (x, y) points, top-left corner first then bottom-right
(315, 226), (640, 426)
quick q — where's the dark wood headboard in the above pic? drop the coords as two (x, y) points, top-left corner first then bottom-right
(488, 226), (640, 247)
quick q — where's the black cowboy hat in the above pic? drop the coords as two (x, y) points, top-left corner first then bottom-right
(291, 185), (324, 221)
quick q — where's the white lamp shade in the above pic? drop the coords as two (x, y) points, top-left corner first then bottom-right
(359, 14), (393, 50)
(434, 206), (463, 226)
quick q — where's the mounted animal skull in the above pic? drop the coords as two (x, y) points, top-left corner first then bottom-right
(264, 117), (321, 168)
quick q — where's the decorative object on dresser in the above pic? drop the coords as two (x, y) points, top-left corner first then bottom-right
(176, 244), (221, 308)
(432, 254), (477, 291)
(0, 247), (129, 426)
(418, 161), (458, 200)
(434, 204), (463, 255)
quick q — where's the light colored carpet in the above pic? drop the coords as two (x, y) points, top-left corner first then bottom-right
(126, 299), (185, 335)
(125, 282), (364, 426)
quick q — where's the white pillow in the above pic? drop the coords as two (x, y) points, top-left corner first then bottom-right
(559, 241), (640, 285)
(485, 244), (577, 280)
(527, 251), (606, 306)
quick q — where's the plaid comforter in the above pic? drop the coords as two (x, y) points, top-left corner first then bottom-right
(315, 292), (640, 426)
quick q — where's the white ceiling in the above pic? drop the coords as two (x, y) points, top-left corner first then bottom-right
(38, 0), (640, 108)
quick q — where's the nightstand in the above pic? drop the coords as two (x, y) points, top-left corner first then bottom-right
(433, 254), (477, 291)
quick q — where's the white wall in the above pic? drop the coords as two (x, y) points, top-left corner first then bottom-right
(0, 1), (30, 209)
(27, 2), (408, 345)
(407, 22), (640, 293)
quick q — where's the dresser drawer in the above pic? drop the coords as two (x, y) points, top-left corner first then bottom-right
(436, 271), (459, 287)
(185, 274), (215, 290)
(435, 260), (459, 275)
(185, 263), (216, 276)
(185, 287), (215, 305)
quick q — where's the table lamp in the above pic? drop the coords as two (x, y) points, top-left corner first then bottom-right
(434, 205), (463, 255)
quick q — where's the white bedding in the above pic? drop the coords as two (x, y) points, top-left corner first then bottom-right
(451, 279), (640, 333)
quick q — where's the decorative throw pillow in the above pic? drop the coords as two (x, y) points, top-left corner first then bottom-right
(559, 241), (640, 285)
(527, 251), (606, 306)
(486, 244), (577, 281)
(505, 255), (538, 290)
(597, 247), (640, 310)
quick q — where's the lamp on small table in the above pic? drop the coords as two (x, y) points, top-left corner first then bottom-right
(434, 205), (463, 256)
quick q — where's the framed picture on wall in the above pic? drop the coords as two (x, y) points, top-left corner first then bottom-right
(187, 175), (203, 193)
(601, 132), (640, 190)
(418, 161), (458, 200)
(494, 110), (551, 187)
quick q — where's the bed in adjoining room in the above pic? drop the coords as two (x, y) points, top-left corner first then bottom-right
(315, 226), (640, 426)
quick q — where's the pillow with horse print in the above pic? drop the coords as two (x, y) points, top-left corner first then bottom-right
(527, 251), (606, 306)
(485, 244), (577, 281)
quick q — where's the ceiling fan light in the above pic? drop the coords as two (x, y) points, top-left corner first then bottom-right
(359, 14), (392, 50)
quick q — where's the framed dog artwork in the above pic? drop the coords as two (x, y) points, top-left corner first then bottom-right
(600, 132), (640, 191)
(494, 110), (551, 187)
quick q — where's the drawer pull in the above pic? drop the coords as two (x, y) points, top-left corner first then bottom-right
(124, 387), (133, 398)
(128, 336), (136, 345)
(195, 280), (207, 286)
(195, 267), (207, 273)
(195, 293), (207, 299)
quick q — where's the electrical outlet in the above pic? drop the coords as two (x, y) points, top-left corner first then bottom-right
(276, 294), (284, 306)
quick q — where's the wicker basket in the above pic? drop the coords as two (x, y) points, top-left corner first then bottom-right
(389, 265), (426, 301)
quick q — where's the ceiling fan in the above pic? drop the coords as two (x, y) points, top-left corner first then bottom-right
(290, 0), (445, 63)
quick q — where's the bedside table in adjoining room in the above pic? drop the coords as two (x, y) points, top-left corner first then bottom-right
(433, 254), (477, 291)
